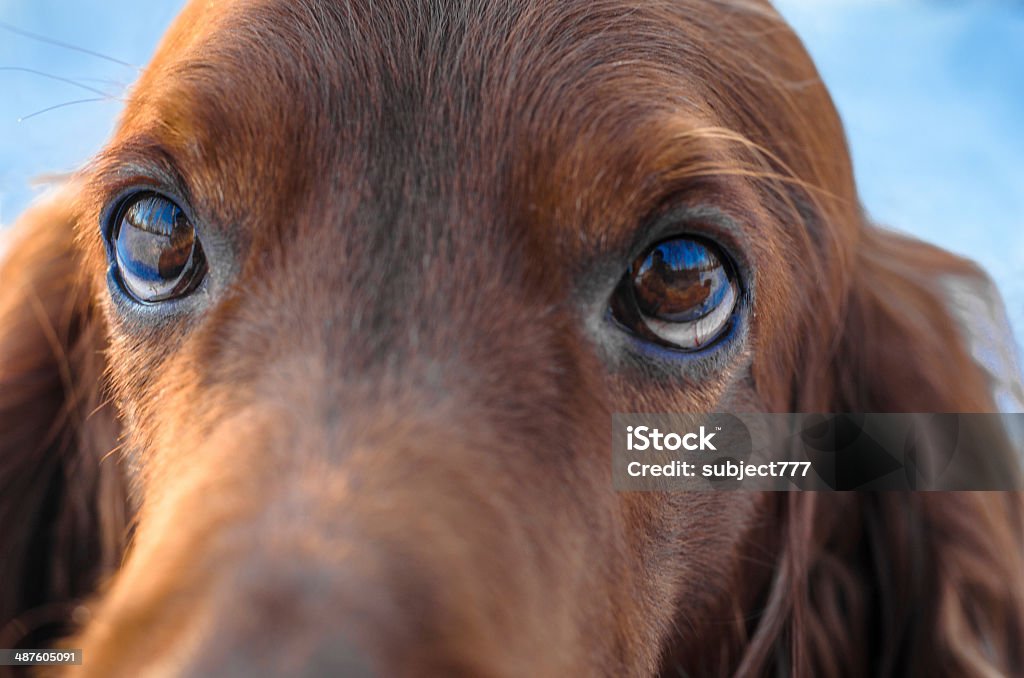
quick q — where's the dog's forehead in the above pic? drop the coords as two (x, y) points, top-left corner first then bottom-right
(107, 0), (790, 253)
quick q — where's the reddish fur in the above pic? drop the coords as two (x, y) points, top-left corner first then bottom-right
(0, 1), (1021, 675)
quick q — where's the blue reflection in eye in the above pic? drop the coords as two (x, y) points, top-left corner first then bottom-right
(614, 237), (739, 350)
(110, 193), (206, 304)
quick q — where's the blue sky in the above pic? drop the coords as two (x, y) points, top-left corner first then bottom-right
(775, 0), (1024, 353)
(1, 1), (1021, 350)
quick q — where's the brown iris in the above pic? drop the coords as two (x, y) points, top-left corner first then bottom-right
(112, 193), (207, 303)
(614, 237), (738, 350)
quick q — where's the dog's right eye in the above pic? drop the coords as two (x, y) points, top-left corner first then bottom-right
(109, 193), (207, 304)
(610, 236), (739, 351)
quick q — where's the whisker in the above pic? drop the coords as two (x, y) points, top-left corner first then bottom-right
(0, 20), (140, 71)
(70, 76), (132, 89)
(0, 66), (122, 99)
(18, 97), (111, 123)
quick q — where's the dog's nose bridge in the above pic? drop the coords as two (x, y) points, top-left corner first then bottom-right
(265, 179), (555, 364)
(237, 249), (568, 418)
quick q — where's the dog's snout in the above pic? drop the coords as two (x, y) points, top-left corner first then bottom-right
(74, 396), (617, 676)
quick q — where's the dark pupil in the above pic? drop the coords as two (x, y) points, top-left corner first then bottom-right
(631, 240), (730, 322)
(114, 195), (196, 301)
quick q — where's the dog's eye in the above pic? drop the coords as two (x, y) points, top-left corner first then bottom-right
(111, 193), (206, 303)
(611, 237), (738, 350)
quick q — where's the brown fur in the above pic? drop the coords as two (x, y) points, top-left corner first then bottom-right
(0, 1), (1021, 675)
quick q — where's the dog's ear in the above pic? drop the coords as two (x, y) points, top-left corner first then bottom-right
(739, 490), (1024, 677)
(839, 226), (1024, 676)
(819, 224), (1022, 413)
(737, 226), (1024, 676)
(0, 187), (127, 647)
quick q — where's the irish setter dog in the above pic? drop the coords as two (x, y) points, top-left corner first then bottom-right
(1, 0), (1022, 675)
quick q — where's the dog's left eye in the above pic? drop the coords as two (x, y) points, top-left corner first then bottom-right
(110, 193), (207, 304)
(611, 237), (738, 350)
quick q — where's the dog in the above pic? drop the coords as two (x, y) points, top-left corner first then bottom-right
(1, 0), (1022, 675)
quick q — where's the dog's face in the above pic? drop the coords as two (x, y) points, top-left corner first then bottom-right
(4, 0), (1019, 676)
(70, 2), (851, 673)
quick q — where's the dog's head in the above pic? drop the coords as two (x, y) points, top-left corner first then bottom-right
(1, 1), (1022, 675)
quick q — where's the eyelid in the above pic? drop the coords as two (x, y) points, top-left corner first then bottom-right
(604, 208), (749, 359)
(625, 206), (749, 274)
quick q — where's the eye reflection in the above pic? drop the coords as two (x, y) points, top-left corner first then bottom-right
(111, 193), (206, 304)
(613, 237), (738, 351)
(632, 240), (733, 324)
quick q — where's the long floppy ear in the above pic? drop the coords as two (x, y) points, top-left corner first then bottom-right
(832, 225), (1023, 414)
(738, 226), (1024, 676)
(842, 226), (1024, 676)
(0, 187), (128, 648)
